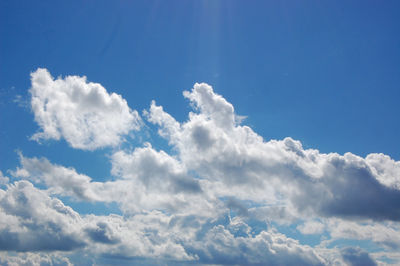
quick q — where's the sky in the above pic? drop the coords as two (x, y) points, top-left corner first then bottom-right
(0, 0), (400, 265)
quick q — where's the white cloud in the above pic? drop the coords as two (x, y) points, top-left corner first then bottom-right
(4, 77), (400, 264)
(0, 181), (85, 251)
(186, 224), (326, 265)
(341, 247), (377, 266)
(82, 212), (196, 261)
(0, 252), (73, 266)
(297, 220), (325, 235)
(182, 83), (236, 130)
(326, 219), (400, 250)
(366, 153), (400, 190)
(12, 150), (215, 216)
(0, 179), (195, 261)
(12, 153), (101, 202)
(111, 145), (201, 194)
(0, 177), (330, 265)
(30, 68), (141, 150)
(110, 145), (218, 215)
(147, 82), (400, 222)
(0, 171), (9, 186)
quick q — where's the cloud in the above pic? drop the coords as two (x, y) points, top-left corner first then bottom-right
(12, 153), (102, 201)
(366, 153), (400, 190)
(111, 145), (202, 195)
(185, 223), (326, 265)
(83, 212), (327, 265)
(341, 247), (377, 266)
(297, 220), (325, 235)
(84, 221), (120, 244)
(0, 181), (85, 251)
(7, 154), (331, 265)
(0, 171), (9, 186)
(82, 212), (196, 261)
(30, 68), (141, 150)
(0, 252), (73, 266)
(327, 219), (400, 250)
(0, 180), (196, 261)
(110, 146), (217, 215)
(12, 150), (211, 216)
(147, 82), (400, 222)
(4, 77), (400, 264)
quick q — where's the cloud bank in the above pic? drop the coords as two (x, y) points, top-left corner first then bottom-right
(2, 69), (400, 265)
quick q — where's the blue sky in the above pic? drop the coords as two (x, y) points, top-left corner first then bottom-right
(1, 1), (400, 265)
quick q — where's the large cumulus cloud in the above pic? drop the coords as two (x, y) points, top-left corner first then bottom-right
(0, 178), (327, 265)
(147, 82), (400, 221)
(4, 73), (400, 265)
(0, 181), (84, 251)
(30, 68), (141, 150)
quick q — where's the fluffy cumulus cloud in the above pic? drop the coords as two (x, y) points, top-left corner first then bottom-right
(12, 153), (101, 202)
(0, 181), (84, 252)
(0, 252), (72, 266)
(144, 83), (400, 263)
(185, 225), (326, 265)
(3, 72), (400, 265)
(147, 83), (400, 221)
(30, 68), (141, 150)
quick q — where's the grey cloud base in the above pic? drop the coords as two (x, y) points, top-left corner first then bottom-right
(2, 70), (400, 265)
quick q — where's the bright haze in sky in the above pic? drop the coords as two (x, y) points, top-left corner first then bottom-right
(1, 1), (400, 265)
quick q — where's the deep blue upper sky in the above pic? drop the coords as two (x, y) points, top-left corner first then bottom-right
(1, 0), (400, 175)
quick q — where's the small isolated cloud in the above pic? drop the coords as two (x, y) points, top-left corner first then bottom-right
(29, 68), (141, 150)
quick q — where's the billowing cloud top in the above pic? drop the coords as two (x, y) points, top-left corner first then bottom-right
(148, 83), (400, 221)
(30, 68), (141, 150)
(2, 70), (400, 265)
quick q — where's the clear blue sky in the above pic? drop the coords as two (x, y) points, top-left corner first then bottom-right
(2, 0), (400, 167)
(1, 1), (400, 265)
